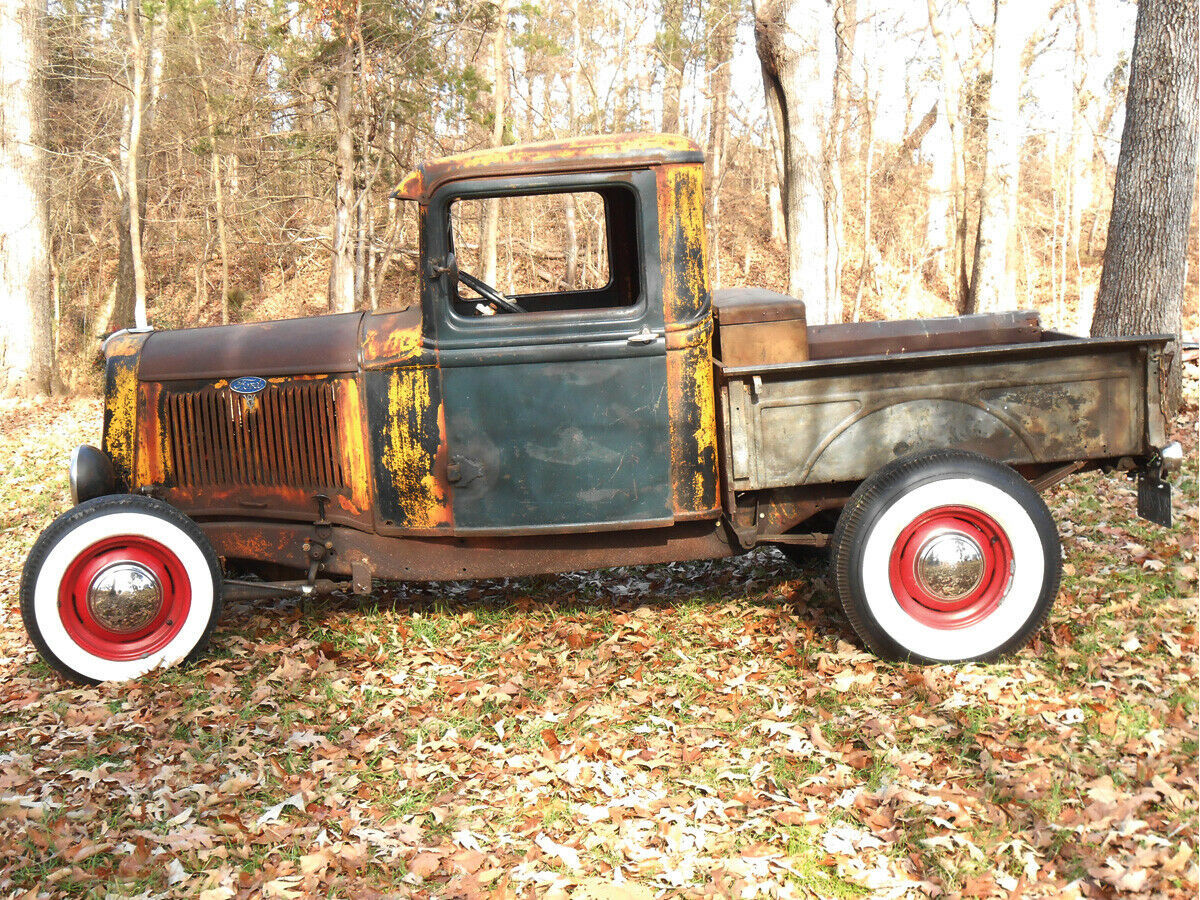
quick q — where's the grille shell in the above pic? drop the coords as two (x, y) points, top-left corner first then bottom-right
(162, 380), (346, 490)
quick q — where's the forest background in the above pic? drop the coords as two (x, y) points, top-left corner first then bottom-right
(1, 0), (1197, 397)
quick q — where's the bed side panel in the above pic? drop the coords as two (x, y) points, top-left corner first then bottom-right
(723, 341), (1151, 492)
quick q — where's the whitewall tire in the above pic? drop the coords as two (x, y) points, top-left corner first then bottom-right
(831, 450), (1061, 663)
(20, 495), (223, 684)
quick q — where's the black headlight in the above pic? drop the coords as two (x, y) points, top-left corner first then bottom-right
(69, 445), (117, 505)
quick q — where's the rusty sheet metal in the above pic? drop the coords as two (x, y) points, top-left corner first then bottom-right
(138, 312), (364, 381)
(665, 325), (720, 519)
(657, 162), (719, 519)
(101, 330), (149, 490)
(202, 519), (733, 582)
(366, 366), (452, 531)
(392, 132), (703, 203)
(805, 310), (1041, 360)
(145, 374), (373, 528)
(360, 306), (427, 369)
(712, 288), (809, 367)
(657, 163), (710, 326)
(721, 336), (1163, 493)
(753, 484), (854, 536)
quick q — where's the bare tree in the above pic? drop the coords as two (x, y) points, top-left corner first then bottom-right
(329, 31), (358, 313)
(480, 0), (510, 286)
(753, 0), (840, 324)
(970, 0), (1022, 313)
(189, 13), (230, 324)
(926, 0), (970, 311)
(0, 0), (53, 395)
(111, 1), (164, 331)
(1092, 0), (1198, 410)
(704, 0), (739, 288)
(659, 0), (687, 133)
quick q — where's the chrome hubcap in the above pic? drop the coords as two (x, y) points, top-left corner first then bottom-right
(915, 532), (986, 601)
(86, 562), (163, 633)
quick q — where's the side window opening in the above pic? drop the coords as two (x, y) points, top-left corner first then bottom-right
(447, 186), (640, 317)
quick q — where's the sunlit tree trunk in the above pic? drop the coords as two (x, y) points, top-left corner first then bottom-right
(925, 106), (952, 293)
(189, 15), (229, 324)
(753, 0), (839, 324)
(0, 0), (53, 395)
(970, 0), (1022, 313)
(659, 0), (686, 133)
(564, 0), (580, 288)
(480, 0), (509, 285)
(927, 0), (970, 312)
(115, 2), (162, 330)
(705, 0), (737, 290)
(329, 39), (357, 313)
(1068, 0), (1096, 257)
(829, 0), (854, 313)
(1092, 0), (1198, 411)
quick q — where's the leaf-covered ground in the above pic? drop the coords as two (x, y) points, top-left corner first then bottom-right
(0, 385), (1196, 900)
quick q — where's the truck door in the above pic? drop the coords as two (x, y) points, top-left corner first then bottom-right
(427, 172), (673, 532)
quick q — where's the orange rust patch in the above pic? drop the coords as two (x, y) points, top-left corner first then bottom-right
(379, 367), (452, 528)
(103, 356), (140, 488)
(666, 323), (719, 516)
(657, 163), (711, 327)
(336, 378), (372, 515)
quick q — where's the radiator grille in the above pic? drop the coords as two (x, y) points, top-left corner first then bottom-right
(163, 381), (346, 489)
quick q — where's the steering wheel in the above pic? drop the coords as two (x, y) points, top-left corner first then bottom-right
(459, 270), (524, 314)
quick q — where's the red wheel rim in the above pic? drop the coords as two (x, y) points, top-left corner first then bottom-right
(58, 536), (191, 661)
(888, 505), (1013, 630)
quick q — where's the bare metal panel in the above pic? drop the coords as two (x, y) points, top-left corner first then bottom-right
(721, 337), (1163, 492)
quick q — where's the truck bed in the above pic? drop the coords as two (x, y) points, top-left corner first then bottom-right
(716, 312), (1172, 493)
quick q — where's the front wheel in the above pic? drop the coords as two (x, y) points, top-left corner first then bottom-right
(20, 495), (223, 684)
(830, 450), (1061, 663)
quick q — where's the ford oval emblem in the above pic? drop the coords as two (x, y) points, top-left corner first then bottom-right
(230, 376), (267, 395)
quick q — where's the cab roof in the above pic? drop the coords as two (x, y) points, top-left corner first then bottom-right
(391, 132), (703, 203)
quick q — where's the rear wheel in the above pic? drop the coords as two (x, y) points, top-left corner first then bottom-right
(20, 495), (223, 684)
(830, 450), (1060, 663)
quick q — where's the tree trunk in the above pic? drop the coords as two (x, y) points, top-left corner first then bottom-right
(112, 5), (162, 332)
(125, 1), (149, 329)
(189, 15), (230, 325)
(659, 0), (686, 133)
(753, 0), (839, 324)
(0, 0), (53, 396)
(1068, 0), (1096, 258)
(564, 0), (580, 287)
(924, 107), (952, 293)
(1092, 0), (1198, 411)
(480, 0), (509, 286)
(852, 86), (874, 323)
(766, 145), (785, 245)
(329, 40), (357, 313)
(927, 0), (971, 312)
(705, 0), (737, 289)
(969, 0), (1022, 313)
(828, 0), (854, 312)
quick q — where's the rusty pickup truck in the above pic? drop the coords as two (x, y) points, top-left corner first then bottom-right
(22, 133), (1182, 683)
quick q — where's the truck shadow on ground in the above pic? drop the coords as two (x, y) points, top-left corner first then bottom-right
(219, 547), (864, 654)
